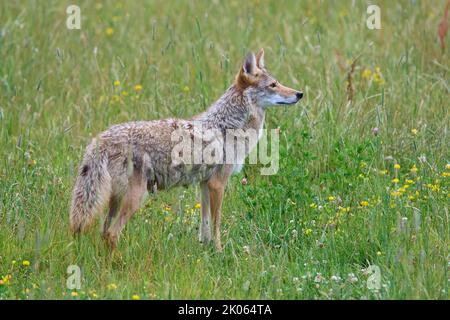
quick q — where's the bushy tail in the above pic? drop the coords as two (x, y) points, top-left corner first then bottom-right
(70, 140), (111, 234)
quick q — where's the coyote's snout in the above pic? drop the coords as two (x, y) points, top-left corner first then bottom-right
(70, 49), (302, 251)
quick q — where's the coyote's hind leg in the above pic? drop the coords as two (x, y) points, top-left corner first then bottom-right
(103, 195), (122, 239)
(104, 170), (147, 250)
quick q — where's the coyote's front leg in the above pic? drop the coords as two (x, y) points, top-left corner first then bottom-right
(199, 181), (212, 243)
(207, 165), (233, 252)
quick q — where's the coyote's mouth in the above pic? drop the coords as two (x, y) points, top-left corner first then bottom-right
(276, 101), (297, 105)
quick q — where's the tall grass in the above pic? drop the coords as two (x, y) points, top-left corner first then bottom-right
(0, 0), (448, 299)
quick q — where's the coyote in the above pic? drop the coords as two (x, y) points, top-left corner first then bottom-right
(70, 49), (302, 251)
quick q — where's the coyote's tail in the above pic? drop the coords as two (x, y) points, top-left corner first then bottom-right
(69, 140), (111, 234)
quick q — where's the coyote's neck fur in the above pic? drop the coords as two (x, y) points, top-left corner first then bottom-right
(196, 84), (265, 134)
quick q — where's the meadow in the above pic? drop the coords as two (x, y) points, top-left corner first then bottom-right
(0, 0), (449, 299)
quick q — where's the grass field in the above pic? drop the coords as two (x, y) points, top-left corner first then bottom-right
(0, 0), (449, 300)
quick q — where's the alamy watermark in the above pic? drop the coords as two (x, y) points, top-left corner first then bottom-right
(366, 265), (381, 291)
(66, 5), (81, 30)
(366, 5), (381, 30)
(66, 264), (81, 290)
(66, 4), (381, 31)
(170, 122), (279, 175)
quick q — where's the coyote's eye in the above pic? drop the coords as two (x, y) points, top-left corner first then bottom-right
(269, 82), (277, 88)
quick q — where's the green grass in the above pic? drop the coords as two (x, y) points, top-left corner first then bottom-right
(0, 0), (449, 299)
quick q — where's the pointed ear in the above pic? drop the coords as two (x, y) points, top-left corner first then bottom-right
(242, 52), (257, 75)
(256, 48), (265, 69)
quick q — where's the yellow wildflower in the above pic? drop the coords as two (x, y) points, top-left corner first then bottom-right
(446, 164), (450, 170)
(391, 178), (400, 184)
(410, 165), (418, 174)
(113, 80), (120, 87)
(132, 294), (141, 300)
(0, 274), (12, 285)
(360, 201), (369, 207)
(107, 283), (118, 290)
(427, 184), (440, 192)
(90, 290), (98, 298)
(394, 164), (401, 170)
(134, 84), (143, 92)
(304, 228), (312, 236)
(373, 72), (385, 85)
(121, 90), (129, 97)
(362, 69), (372, 80)
(339, 9), (348, 18)
(328, 196), (335, 201)
(71, 291), (79, 297)
(106, 27), (114, 36)
(411, 128), (418, 135)
(194, 203), (201, 209)
(22, 260), (30, 267)
(338, 206), (350, 213)
(309, 203), (317, 209)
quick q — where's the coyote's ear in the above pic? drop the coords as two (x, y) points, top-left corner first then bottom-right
(242, 52), (257, 75)
(236, 52), (258, 89)
(256, 48), (264, 69)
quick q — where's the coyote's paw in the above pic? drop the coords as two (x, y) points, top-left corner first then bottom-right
(103, 232), (118, 251)
(199, 232), (212, 244)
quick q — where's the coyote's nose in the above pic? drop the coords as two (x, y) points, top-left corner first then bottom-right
(296, 92), (303, 100)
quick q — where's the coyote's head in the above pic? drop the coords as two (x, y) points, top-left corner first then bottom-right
(235, 48), (303, 108)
